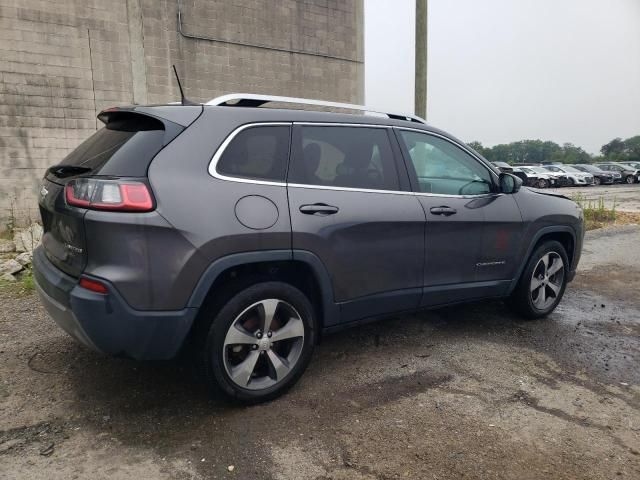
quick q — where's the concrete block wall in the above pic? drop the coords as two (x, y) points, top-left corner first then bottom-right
(0, 0), (363, 230)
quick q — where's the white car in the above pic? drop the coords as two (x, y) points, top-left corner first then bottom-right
(544, 165), (594, 186)
(519, 166), (562, 188)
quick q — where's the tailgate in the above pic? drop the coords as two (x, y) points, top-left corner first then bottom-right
(39, 178), (87, 277)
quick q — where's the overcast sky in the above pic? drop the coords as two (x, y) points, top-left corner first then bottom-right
(365, 0), (640, 154)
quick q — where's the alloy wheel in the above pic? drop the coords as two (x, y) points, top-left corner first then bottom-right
(222, 299), (305, 390)
(530, 252), (565, 310)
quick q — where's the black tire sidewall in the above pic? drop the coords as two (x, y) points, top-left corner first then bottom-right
(204, 282), (317, 404)
(510, 240), (569, 319)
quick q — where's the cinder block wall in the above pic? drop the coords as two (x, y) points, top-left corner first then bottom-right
(0, 0), (364, 230)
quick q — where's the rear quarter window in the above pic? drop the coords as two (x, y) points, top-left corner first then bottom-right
(216, 125), (291, 182)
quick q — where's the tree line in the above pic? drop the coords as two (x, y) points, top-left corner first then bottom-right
(468, 135), (640, 165)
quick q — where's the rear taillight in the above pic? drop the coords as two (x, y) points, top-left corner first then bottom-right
(65, 179), (154, 212)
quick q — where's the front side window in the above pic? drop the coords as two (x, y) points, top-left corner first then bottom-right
(398, 130), (493, 195)
(217, 125), (290, 182)
(289, 126), (399, 191)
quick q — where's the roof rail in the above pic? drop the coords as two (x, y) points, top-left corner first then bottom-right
(205, 93), (426, 124)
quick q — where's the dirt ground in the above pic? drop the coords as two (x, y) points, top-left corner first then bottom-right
(542, 183), (640, 213)
(1, 225), (639, 480)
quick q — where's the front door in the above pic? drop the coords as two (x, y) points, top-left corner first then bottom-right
(287, 124), (425, 325)
(394, 128), (520, 306)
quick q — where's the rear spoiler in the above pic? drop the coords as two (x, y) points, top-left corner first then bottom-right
(98, 105), (202, 128)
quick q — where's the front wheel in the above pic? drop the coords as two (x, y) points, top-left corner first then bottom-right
(625, 175), (635, 184)
(203, 282), (316, 404)
(507, 241), (569, 319)
(537, 178), (548, 189)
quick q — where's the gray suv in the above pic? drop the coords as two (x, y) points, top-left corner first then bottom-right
(33, 94), (584, 403)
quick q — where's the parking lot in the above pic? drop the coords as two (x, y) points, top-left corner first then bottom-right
(537, 183), (640, 213)
(1, 218), (640, 479)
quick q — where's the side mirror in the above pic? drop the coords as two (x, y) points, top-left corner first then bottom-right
(499, 173), (522, 194)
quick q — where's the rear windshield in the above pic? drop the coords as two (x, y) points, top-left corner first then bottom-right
(54, 113), (176, 178)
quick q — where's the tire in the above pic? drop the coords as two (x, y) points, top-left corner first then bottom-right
(625, 175), (635, 184)
(568, 177), (576, 186)
(537, 179), (548, 189)
(593, 176), (601, 186)
(202, 282), (316, 404)
(507, 240), (569, 319)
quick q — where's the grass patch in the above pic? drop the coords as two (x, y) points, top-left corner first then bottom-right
(572, 194), (640, 230)
(0, 268), (35, 296)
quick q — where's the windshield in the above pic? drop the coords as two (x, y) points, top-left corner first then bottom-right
(562, 166), (582, 173)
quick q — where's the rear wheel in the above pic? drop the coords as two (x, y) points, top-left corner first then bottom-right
(203, 282), (316, 404)
(507, 241), (569, 319)
(593, 176), (601, 186)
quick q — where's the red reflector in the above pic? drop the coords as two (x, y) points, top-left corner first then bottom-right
(79, 277), (109, 294)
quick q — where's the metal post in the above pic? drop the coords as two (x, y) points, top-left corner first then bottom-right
(415, 0), (427, 119)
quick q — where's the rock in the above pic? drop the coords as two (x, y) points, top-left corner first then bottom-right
(0, 273), (17, 282)
(0, 259), (22, 275)
(14, 223), (43, 253)
(227, 465), (235, 472)
(15, 252), (32, 267)
(0, 239), (15, 253)
(39, 442), (55, 456)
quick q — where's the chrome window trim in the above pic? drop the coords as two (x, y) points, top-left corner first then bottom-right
(208, 122), (291, 186)
(293, 122), (389, 128)
(208, 121), (500, 199)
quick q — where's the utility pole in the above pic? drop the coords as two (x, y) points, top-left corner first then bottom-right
(415, 0), (427, 119)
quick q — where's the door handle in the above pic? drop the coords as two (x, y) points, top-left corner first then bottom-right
(299, 203), (339, 215)
(430, 206), (457, 216)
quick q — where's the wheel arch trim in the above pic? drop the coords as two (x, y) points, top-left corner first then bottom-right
(508, 226), (577, 294)
(186, 249), (338, 328)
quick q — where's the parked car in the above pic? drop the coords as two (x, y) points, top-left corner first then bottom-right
(518, 166), (560, 188)
(33, 94), (585, 403)
(544, 165), (594, 186)
(511, 167), (540, 187)
(618, 161), (640, 171)
(491, 161), (513, 172)
(573, 164), (615, 185)
(596, 162), (639, 184)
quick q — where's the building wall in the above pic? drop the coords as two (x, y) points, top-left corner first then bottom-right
(0, 0), (363, 230)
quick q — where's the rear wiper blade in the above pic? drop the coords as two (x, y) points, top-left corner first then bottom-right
(47, 165), (92, 178)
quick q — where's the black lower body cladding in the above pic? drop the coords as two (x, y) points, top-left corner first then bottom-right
(32, 246), (197, 360)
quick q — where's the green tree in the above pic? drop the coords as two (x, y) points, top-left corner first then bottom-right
(600, 137), (625, 157)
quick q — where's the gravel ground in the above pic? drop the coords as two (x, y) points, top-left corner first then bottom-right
(535, 183), (640, 213)
(1, 226), (639, 480)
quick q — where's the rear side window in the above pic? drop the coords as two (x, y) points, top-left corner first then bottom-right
(289, 126), (399, 191)
(55, 113), (174, 177)
(216, 125), (290, 182)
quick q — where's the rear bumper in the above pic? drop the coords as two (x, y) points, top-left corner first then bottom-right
(32, 246), (197, 360)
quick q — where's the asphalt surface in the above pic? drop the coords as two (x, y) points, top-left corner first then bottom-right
(1, 225), (639, 480)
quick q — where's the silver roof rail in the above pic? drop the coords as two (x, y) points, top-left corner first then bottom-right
(204, 93), (426, 124)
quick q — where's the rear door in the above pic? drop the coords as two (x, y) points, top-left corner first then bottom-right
(286, 124), (425, 325)
(395, 129), (523, 306)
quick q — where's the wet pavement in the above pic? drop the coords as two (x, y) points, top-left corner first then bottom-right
(1, 226), (639, 479)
